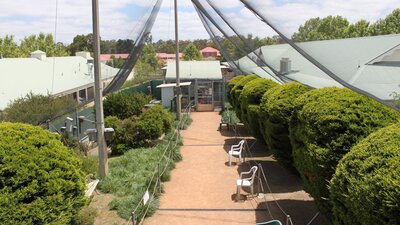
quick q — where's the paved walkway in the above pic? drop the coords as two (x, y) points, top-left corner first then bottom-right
(144, 112), (329, 225)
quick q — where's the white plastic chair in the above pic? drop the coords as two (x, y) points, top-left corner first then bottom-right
(236, 166), (258, 201)
(228, 140), (245, 166)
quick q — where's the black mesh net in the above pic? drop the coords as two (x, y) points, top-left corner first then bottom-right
(103, 0), (163, 95)
(191, 0), (400, 111)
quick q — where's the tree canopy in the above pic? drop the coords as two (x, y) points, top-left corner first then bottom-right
(183, 43), (202, 60)
(292, 8), (400, 42)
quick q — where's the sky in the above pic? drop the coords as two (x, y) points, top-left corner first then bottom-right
(0, 0), (398, 44)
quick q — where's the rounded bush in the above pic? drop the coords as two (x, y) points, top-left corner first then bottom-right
(229, 74), (259, 118)
(227, 75), (244, 105)
(260, 82), (310, 168)
(289, 87), (400, 215)
(239, 78), (278, 139)
(0, 122), (86, 224)
(103, 92), (151, 119)
(329, 122), (400, 225)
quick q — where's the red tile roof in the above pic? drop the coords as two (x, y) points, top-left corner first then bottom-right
(200, 47), (221, 57)
(100, 54), (129, 61)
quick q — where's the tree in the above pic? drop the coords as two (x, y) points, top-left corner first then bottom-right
(292, 16), (350, 42)
(3, 92), (77, 126)
(101, 39), (117, 54)
(106, 55), (125, 68)
(139, 44), (158, 68)
(183, 43), (202, 60)
(0, 35), (20, 57)
(116, 39), (134, 53)
(68, 34), (93, 55)
(369, 8), (400, 35)
(345, 19), (370, 38)
(133, 61), (154, 83)
(19, 33), (69, 57)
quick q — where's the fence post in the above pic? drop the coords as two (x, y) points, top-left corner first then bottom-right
(157, 163), (161, 194)
(131, 212), (136, 225)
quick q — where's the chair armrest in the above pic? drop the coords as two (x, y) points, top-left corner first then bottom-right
(239, 170), (252, 178)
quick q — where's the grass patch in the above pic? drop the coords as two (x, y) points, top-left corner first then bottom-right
(98, 113), (188, 221)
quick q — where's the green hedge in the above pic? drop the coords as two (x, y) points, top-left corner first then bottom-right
(103, 92), (151, 120)
(0, 122), (86, 225)
(329, 122), (400, 225)
(105, 105), (173, 155)
(227, 75), (244, 105)
(229, 74), (259, 118)
(260, 82), (310, 168)
(289, 87), (400, 215)
(239, 78), (278, 139)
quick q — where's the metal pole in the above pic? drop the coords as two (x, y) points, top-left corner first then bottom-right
(92, 0), (108, 178)
(174, 0), (181, 120)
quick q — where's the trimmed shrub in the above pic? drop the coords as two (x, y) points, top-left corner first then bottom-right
(227, 75), (244, 105)
(105, 106), (173, 155)
(239, 78), (278, 139)
(260, 82), (310, 168)
(0, 122), (86, 225)
(136, 113), (163, 140)
(229, 74), (259, 118)
(329, 122), (400, 225)
(289, 87), (400, 215)
(103, 92), (151, 119)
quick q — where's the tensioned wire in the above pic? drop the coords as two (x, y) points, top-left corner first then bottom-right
(228, 107), (320, 224)
(125, 102), (193, 225)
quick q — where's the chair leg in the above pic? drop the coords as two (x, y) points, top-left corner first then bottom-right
(236, 185), (240, 201)
(228, 154), (232, 166)
(250, 185), (254, 198)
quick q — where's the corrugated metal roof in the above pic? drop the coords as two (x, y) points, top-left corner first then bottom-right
(165, 60), (222, 80)
(237, 34), (400, 99)
(0, 55), (119, 109)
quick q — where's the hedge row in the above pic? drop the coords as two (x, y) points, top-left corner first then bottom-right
(105, 105), (173, 155)
(290, 87), (399, 214)
(227, 75), (400, 222)
(239, 78), (278, 139)
(0, 122), (86, 225)
(260, 82), (310, 169)
(229, 74), (258, 119)
(330, 122), (400, 225)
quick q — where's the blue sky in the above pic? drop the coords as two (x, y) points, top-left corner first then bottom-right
(0, 0), (398, 44)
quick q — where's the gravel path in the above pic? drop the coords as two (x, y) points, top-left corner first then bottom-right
(144, 112), (330, 225)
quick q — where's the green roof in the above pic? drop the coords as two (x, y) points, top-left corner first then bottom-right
(0, 54), (119, 109)
(165, 60), (222, 80)
(237, 34), (400, 100)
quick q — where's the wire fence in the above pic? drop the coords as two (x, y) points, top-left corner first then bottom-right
(227, 105), (320, 225)
(125, 101), (193, 225)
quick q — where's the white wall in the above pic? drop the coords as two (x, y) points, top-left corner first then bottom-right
(161, 87), (174, 108)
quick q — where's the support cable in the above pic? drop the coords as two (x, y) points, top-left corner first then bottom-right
(191, 0), (283, 83)
(239, 0), (400, 112)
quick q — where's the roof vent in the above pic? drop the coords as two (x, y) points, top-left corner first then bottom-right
(76, 51), (93, 60)
(280, 58), (291, 74)
(31, 50), (46, 61)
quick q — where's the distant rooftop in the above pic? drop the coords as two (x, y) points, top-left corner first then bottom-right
(237, 34), (400, 100)
(0, 51), (119, 109)
(165, 60), (222, 80)
(100, 53), (129, 62)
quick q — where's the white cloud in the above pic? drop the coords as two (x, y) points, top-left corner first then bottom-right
(0, 0), (398, 44)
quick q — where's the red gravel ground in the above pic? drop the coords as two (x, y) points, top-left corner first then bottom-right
(144, 112), (330, 225)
